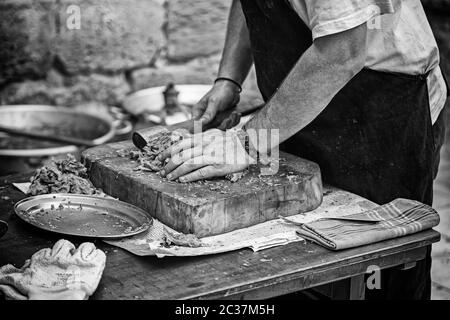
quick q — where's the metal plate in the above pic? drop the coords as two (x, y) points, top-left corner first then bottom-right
(14, 194), (152, 239)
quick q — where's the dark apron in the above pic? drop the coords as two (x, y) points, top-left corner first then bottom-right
(240, 0), (447, 300)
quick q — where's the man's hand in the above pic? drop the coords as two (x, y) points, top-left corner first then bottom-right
(192, 0), (253, 126)
(192, 80), (241, 125)
(158, 129), (256, 182)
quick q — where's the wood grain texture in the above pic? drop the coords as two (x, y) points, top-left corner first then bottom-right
(0, 173), (440, 300)
(82, 140), (323, 237)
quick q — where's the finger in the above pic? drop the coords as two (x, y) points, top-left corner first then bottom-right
(217, 112), (242, 131)
(200, 98), (220, 124)
(217, 117), (232, 131)
(179, 165), (221, 183)
(51, 239), (75, 260)
(158, 137), (195, 161)
(229, 112), (242, 127)
(172, 128), (191, 139)
(192, 99), (207, 120)
(161, 146), (204, 178)
(167, 157), (214, 181)
(199, 129), (224, 145)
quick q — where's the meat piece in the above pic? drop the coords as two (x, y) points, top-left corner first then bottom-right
(28, 155), (100, 196)
(225, 171), (246, 183)
(57, 155), (88, 177)
(161, 228), (204, 248)
(34, 165), (62, 185)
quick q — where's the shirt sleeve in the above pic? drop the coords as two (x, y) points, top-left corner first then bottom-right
(297, 0), (397, 40)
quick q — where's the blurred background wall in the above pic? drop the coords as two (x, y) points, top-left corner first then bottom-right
(0, 0), (448, 109)
(0, 0), (259, 108)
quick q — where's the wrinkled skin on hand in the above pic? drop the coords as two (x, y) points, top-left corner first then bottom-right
(192, 81), (240, 125)
(159, 129), (256, 183)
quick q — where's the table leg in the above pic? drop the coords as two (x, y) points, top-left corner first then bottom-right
(311, 274), (366, 300)
(349, 274), (366, 300)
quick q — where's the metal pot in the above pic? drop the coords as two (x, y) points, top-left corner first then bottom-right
(0, 105), (115, 175)
(123, 84), (212, 116)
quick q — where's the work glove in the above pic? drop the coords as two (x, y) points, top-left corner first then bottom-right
(0, 239), (106, 300)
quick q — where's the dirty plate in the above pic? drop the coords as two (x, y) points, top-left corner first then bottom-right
(14, 194), (152, 238)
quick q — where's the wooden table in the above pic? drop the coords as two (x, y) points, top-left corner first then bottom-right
(0, 173), (440, 300)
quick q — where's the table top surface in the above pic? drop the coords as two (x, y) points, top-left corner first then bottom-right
(0, 173), (440, 300)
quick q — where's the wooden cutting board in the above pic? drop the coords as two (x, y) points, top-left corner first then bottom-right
(82, 141), (323, 237)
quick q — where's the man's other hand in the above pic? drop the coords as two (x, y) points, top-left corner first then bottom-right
(192, 80), (241, 125)
(158, 129), (255, 182)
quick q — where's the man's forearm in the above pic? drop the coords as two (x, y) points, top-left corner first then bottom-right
(245, 24), (368, 153)
(218, 0), (253, 85)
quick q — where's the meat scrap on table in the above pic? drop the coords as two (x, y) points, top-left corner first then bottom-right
(28, 154), (103, 196)
(161, 227), (204, 248)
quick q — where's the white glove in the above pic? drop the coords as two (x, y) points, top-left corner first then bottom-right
(0, 239), (106, 300)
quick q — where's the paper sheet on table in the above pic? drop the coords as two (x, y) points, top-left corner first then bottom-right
(13, 183), (31, 195)
(103, 187), (377, 257)
(12, 183), (376, 258)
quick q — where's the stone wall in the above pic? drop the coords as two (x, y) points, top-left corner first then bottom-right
(0, 0), (448, 108)
(0, 0), (259, 107)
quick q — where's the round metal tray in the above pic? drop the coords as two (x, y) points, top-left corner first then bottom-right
(14, 194), (152, 239)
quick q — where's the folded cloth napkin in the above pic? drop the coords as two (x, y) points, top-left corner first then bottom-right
(0, 239), (106, 300)
(296, 198), (440, 251)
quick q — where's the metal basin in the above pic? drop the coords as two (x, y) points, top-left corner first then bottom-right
(123, 84), (211, 116)
(0, 105), (115, 157)
(123, 84), (264, 116)
(0, 105), (115, 175)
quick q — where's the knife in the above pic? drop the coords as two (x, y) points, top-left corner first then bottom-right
(0, 220), (8, 239)
(132, 104), (263, 150)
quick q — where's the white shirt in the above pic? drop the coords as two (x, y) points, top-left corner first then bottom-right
(288, 0), (447, 123)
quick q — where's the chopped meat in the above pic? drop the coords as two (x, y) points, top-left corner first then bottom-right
(225, 171), (246, 183)
(131, 131), (183, 173)
(57, 156), (88, 176)
(161, 227), (204, 248)
(129, 131), (246, 183)
(28, 155), (101, 196)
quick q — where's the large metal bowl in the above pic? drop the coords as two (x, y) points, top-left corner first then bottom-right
(123, 84), (211, 116)
(123, 84), (264, 118)
(0, 105), (115, 157)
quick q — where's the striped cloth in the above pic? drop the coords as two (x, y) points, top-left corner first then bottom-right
(296, 199), (440, 250)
